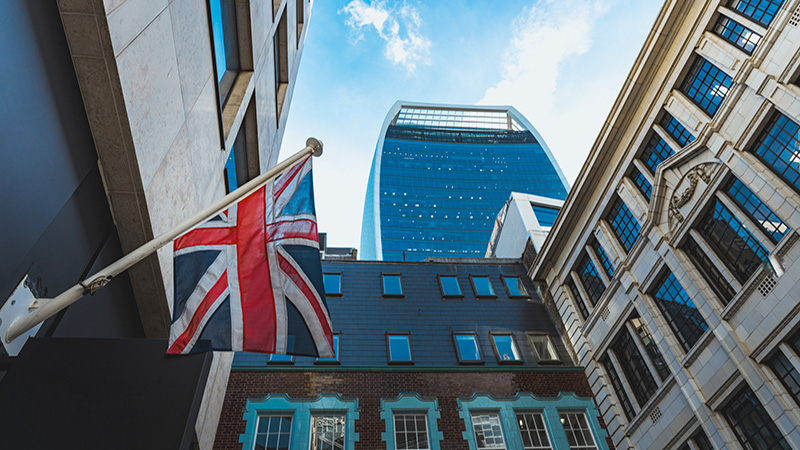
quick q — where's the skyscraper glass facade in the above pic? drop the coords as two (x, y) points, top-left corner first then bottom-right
(360, 102), (569, 261)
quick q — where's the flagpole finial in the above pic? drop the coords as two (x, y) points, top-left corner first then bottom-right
(306, 137), (323, 157)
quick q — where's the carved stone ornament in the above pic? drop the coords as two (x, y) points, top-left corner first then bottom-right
(668, 163), (713, 223)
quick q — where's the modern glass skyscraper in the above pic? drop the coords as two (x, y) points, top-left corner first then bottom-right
(360, 102), (569, 261)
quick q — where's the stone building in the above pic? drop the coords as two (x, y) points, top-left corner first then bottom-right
(215, 258), (611, 449)
(0, 0), (312, 448)
(527, 0), (800, 448)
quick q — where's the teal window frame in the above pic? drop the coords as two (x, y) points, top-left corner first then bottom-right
(381, 393), (444, 450)
(458, 393), (609, 450)
(239, 393), (359, 450)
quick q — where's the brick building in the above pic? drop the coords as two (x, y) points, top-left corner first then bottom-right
(215, 258), (611, 449)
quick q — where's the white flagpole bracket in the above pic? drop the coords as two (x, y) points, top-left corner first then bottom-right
(2, 139), (323, 350)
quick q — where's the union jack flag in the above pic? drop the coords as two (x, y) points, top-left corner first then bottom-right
(167, 156), (333, 356)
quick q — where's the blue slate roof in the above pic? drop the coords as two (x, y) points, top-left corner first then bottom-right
(233, 258), (574, 368)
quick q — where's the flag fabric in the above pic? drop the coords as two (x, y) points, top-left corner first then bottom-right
(167, 156), (333, 357)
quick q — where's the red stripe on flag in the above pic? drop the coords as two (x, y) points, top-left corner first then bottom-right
(174, 227), (236, 251)
(167, 270), (230, 354)
(274, 156), (309, 201)
(237, 186), (276, 353)
(266, 219), (318, 242)
(277, 252), (333, 352)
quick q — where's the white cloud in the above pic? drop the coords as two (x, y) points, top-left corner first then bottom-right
(341, 0), (430, 72)
(480, 0), (617, 183)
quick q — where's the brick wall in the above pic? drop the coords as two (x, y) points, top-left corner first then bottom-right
(214, 369), (613, 450)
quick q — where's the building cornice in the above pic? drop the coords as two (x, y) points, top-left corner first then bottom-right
(531, 0), (694, 281)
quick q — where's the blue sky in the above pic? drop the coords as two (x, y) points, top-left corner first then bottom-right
(281, 0), (664, 248)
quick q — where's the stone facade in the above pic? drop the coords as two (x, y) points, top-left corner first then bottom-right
(530, 1), (800, 449)
(52, 1), (312, 448)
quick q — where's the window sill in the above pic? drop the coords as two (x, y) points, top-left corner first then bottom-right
(535, 359), (563, 366)
(382, 294), (404, 299)
(457, 360), (485, 366)
(624, 375), (676, 437)
(442, 295), (464, 300)
(475, 295), (498, 300)
(314, 360), (340, 365)
(497, 360), (524, 365)
(267, 360), (295, 365)
(388, 361), (414, 366)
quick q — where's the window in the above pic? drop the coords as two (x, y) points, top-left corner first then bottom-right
(387, 333), (412, 364)
(722, 385), (791, 450)
(601, 356), (636, 421)
(560, 412), (598, 450)
(590, 240), (615, 279)
(650, 269), (708, 351)
(471, 412), (507, 449)
(209, 0), (240, 104)
(503, 276), (528, 297)
(394, 414), (430, 450)
(224, 147), (238, 193)
(531, 204), (560, 227)
(724, 177), (788, 243)
(471, 276), (496, 297)
(454, 333), (483, 364)
(381, 394), (442, 450)
(274, 11), (289, 122)
(750, 111), (800, 194)
(712, 15), (761, 54)
(680, 56), (733, 117)
(606, 196), (641, 253)
(527, 334), (559, 363)
(767, 351), (800, 408)
(697, 198), (768, 284)
(660, 112), (695, 147)
(268, 335), (295, 364)
(516, 412), (552, 450)
(491, 333), (522, 363)
(682, 236), (737, 305)
(640, 134), (675, 174)
(382, 274), (403, 296)
(323, 273), (342, 296)
(315, 334), (340, 364)
(566, 279), (590, 320)
(310, 415), (345, 450)
(242, 393), (357, 450)
(610, 328), (658, 406)
(677, 428), (714, 450)
(727, 0), (785, 27)
(296, 0), (304, 47)
(439, 275), (462, 297)
(223, 107), (251, 193)
(254, 415), (292, 450)
(630, 166), (652, 200)
(576, 253), (606, 306)
(629, 315), (670, 381)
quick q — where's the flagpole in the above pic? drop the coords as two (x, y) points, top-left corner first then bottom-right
(4, 138), (324, 345)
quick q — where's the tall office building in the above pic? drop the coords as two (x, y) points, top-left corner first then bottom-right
(0, 0), (311, 448)
(511, 0), (800, 448)
(360, 102), (569, 261)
